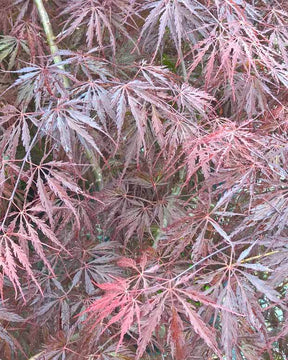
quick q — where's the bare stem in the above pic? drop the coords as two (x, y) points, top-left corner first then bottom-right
(34, 0), (61, 62)
(34, 0), (103, 186)
(34, 0), (70, 88)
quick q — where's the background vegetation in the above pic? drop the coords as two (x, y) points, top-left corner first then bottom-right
(0, 0), (287, 359)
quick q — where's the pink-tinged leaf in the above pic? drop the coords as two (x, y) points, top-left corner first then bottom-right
(21, 118), (30, 152)
(176, 294), (221, 356)
(67, 118), (103, 156)
(242, 273), (279, 302)
(209, 219), (231, 245)
(36, 176), (54, 226)
(112, 88), (127, 135)
(96, 278), (127, 292)
(144, 265), (160, 274)
(136, 296), (166, 359)
(0, 309), (24, 322)
(45, 176), (80, 228)
(169, 307), (186, 360)
(61, 300), (70, 332)
(70, 270), (83, 291)
(24, 217), (53, 272)
(51, 170), (82, 194)
(237, 243), (256, 263)
(117, 257), (137, 269)
(127, 95), (146, 151)
(85, 270), (95, 295)
(27, 213), (65, 251)
(151, 105), (165, 146)
(239, 263), (272, 272)
(176, 83), (214, 115)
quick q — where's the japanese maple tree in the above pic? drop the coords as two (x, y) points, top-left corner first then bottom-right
(0, 0), (287, 359)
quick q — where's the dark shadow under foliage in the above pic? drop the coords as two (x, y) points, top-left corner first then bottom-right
(0, 0), (287, 359)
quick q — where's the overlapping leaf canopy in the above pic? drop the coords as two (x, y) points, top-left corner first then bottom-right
(0, 0), (287, 359)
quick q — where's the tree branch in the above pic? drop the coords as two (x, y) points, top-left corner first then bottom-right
(33, 0), (69, 88)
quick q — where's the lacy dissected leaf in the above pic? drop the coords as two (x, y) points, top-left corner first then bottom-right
(0, 231), (40, 297)
(42, 99), (108, 158)
(9, 62), (73, 109)
(58, 0), (136, 52)
(0, 104), (36, 154)
(0, 35), (29, 70)
(69, 241), (122, 294)
(139, 0), (210, 58)
(84, 276), (142, 350)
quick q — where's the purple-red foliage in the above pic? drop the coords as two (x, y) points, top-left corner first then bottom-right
(0, 0), (287, 359)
